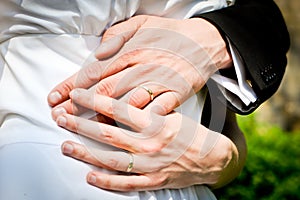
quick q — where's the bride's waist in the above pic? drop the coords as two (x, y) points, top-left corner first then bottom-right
(0, 115), (74, 146)
(0, 115), (108, 150)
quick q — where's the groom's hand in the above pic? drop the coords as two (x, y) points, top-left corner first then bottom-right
(47, 15), (232, 118)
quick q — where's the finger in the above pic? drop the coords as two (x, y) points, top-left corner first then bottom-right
(92, 67), (136, 98)
(95, 33), (132, 60)
(48, 56), (131, 107)
(120, 84), (169, 109)
(61, 141), (135, 172)
(61, 141), (110, 169)
(69, 88), (162, 132)
(47, 61), (106, 107)
(95, 15), (148, 59)
(49, 16), (148, 107)
(86, 171), (165, 192)
(101, 16), (148, 43)
(61, 141), (157, 173)
(47, 73), (79, 107)
(56, 113), (168, 154)
(51, 99), (89, 121)
(93, 63), (169, 105)
(57, 113), (139, 152)
(144, 91), (181, 115)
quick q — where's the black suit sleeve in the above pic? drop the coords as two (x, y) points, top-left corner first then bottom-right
(194, 0), (290, 115)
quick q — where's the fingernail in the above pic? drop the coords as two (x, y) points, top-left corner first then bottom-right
(49, 91), (62, 104)
(53, 107), (67, 117)
(62, 143), (74, 154)
(56, 115), (67, 127)
(88, 174), (97, 184)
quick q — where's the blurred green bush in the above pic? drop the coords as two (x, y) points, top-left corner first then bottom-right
(214, 114), (300, 200)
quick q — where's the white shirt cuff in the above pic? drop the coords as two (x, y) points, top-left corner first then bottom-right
(211, 39), (257, 107)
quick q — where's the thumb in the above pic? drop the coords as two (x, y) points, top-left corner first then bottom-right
(95, 15), (148, 59)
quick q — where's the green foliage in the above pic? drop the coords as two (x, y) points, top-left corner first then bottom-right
(214, 114), (300, 200)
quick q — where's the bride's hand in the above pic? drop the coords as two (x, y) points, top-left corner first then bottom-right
(55, 88), (243, 191)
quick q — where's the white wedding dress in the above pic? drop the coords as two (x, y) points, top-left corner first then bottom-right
(0, 0), (229, 199)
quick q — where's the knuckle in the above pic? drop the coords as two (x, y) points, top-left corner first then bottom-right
(152, 175), (168, 188)
(123, 183), (137, 191)
(128, 93), (143, 107)
(74, 147), (88, 160)
(106, 158), (120, 169)
(218, 142), (234, 167)
(60, 82), (74, 94)
(96, 81), (114, 96)
(102, 25), (121, 41)
(140, 114), (161, 131)
(218, 139), (233, 160)
(161, 127), (175, 142)
(110, 103), (123, 120)
(67, 116), (78, 132)
(99, 128), (120, 144)
(206, 136), (234, 169)
(102, 178), (112, 189)
(141, 142), (164, 154)
(99, 129), (112, 141)
(83, 63), (102, 82)
(154, 143), (165, 152)
(103, 101), (117, 117)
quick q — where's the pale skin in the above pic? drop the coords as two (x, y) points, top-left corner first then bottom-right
(48, 15), (247, 191)
(48, 15), (232, 116)
(56, 88), (246, 191)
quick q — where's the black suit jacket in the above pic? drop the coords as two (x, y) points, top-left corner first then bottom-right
(195, 0), (290, 115)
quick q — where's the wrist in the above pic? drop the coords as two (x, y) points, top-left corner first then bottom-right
(186, 18), (233, 70)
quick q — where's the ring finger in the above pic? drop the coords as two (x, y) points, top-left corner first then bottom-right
(61, 141), (154, 173)
(120, 83), (170, 108)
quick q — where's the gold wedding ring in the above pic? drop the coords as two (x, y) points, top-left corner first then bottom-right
(126, 153), (134, 172)
(139, 85), (154, 101)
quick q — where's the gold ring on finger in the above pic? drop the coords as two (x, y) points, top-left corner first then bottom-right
(126, 153), (134, 172)
(139, 85), (154, 101)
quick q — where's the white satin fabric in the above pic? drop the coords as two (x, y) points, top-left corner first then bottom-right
(0, 0), (229, 199)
